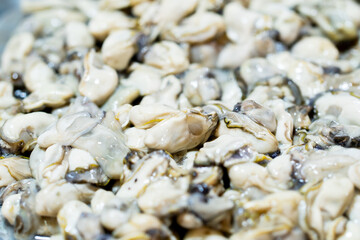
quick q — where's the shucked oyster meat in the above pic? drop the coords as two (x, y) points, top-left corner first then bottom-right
(2, 0), (360, 239)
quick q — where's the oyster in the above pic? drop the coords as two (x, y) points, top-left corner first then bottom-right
(162, 12), (225, 44)
(1, 32), (34, 74)
(35, 180), (96, 217)
(0, 112), (56, 152)
(183, 68), (221, 106)
(57, 200), (93, 239)
(130, 105), (218, 153)
(2, 1), (360, 239)
(144, 41), (190, 75)
(65, 21), (95, 49)
(101, 29), (137, 71)
(88, 10), (136, 40)
(0, 156), (32, 187)
(79, 49), (118, 105)
(37, 99), (130, 179)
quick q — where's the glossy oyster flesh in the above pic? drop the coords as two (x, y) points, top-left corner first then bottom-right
(1, 0), (360, 240)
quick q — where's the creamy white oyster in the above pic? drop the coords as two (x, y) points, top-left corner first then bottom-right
(215, 110), (279, 154)
(121, 64), (163, 96)
(140, 75), (182, 109)
(0, 156), (32, 187)
(116, 151), (170, 199)
(315, 91), (360, 127)
(0, 112), (57, 152)
(88, 10), (136, 40)
(79, 49), (118, 105)
(23, 74), (78, 111)
(36, 98), (130, 180)
(101, 29), (137, 71)
(291, 36), (339, 62)
(65, 21), (95, 50)
(130, 104), (218, 153)
(1, 32), (34, 74)
(183, 68), (221, 106)
(35, 180), (96, 217)
(144, 41), (190, 75)
(162, 11), (225, 44)
(267, 52), (326, 98)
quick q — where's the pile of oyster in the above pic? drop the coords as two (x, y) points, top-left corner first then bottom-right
(1, 0), (360, 239)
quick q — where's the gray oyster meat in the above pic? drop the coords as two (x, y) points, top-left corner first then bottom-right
(1, 0), (360, 239)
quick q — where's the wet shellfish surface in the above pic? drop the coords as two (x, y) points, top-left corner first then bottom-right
(1, 0), (360, 239)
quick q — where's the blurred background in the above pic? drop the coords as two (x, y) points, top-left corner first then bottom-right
(0, 1), (20, 239)
(0, 0), (22, 55)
